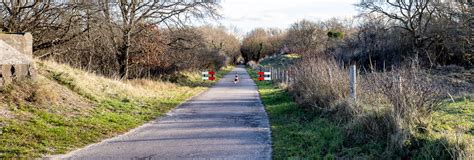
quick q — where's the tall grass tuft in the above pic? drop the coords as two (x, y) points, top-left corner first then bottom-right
(291, 57), (360, 121)
(289, 56), (470, 158)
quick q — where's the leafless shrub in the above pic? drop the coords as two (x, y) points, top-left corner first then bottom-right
(356, 64), (447, 153)
(363, 65), (445, 129)
(291, 56), (360, 120)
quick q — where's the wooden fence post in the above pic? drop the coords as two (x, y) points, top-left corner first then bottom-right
(278, 68), (281, 81)
(277, 68), (280, 81)
(275, 68), (278, 81)
(291, 67), (295, 84)
(270, 67), (273, 81)
(288, 67), (293, 85)
(280, 69), (283, 82)
(349, 64), (357, 101)
(273, 67), (276, 81)
(281, 69), (284, 83)
(293, 67), (297, 83)
(281, 69), (284, 82)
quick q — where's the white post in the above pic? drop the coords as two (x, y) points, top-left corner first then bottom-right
(349, 65), (357, 101)
(285, 70), (289, 84)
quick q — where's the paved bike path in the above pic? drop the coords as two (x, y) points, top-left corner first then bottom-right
(60, 66), (272, 159)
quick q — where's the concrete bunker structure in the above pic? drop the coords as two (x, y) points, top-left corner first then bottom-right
(0, 33), (35, 87)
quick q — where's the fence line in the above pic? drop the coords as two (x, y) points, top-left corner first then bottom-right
(257, 64), (358, 103)
(259, 66), (294, 85)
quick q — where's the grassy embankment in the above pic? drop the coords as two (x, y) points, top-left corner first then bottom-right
(0, 60), (232, 158)
(248, 65), (473, 159)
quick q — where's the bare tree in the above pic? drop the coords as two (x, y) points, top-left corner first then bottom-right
(198, 25), (241, 64)
(0, 1), (91, 52)
(241, 28), (268, 62)
(97, 0), (220, 79)
(285, 20), (326, 54)
(357, 0), (438, 65)
(357, 0), (473, 67)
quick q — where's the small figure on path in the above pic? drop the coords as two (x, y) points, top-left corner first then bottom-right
(234, 73), (239, 84)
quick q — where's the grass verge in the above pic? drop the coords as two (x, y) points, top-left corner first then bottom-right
(176, 66), (234, 87)
(0, 61), (232, 158)
(247, 68), (345, 159)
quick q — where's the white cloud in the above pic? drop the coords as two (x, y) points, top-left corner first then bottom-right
(213, 0), (359, 33)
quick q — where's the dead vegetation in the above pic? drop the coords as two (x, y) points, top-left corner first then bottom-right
(289, 56), (471, 158)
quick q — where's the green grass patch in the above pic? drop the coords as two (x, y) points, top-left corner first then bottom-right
(176, 66), (234, 87)
(0, 98), (182, 158)
(432, 99), (473, 134)
(247, 68), (345, 159)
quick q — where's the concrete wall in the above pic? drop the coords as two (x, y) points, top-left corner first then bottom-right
(0, 33), (35, 87)
(0, 33), (33, 56)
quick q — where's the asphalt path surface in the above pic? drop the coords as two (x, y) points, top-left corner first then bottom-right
(58, 65), (272, 160)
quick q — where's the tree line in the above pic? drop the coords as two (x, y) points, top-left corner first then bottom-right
(1, 1), (240, 79)
(239, 1), (472, 158)
(241, 0), (472, 69)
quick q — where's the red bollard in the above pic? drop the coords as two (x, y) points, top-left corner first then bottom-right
(209, 71), (215, 81)
(258, 71), (264, 81)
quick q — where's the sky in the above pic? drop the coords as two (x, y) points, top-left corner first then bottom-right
(212, 0), (360, 35)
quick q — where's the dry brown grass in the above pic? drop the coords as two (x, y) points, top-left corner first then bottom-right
(289, 57), (471, 158)
(291, 57), (359, 120)
(0, 60), (206, 120)
(0, 73), (95, 119)
(363, 67), (444, 126)
(352, 65), (446, 154)
(36, 60), (204, 101)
